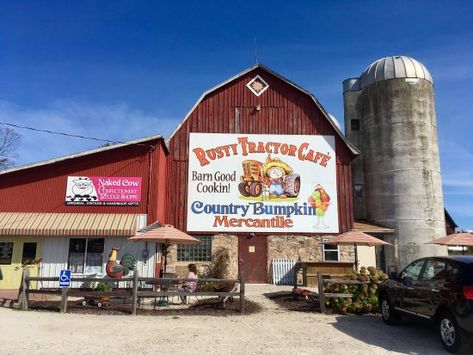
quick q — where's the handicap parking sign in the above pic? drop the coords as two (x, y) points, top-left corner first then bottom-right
(59, 270), (71, 288)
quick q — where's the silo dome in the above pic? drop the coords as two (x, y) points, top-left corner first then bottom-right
(359, 56), (433, 89)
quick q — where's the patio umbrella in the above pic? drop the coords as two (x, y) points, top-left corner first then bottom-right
(425, 232), (473, 255)
(129, 222), (200, 276)
(324, 231), (393, 270)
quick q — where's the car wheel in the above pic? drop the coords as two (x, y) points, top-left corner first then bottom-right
(380, 295), (400, 325)
(439, 312), (465, 353)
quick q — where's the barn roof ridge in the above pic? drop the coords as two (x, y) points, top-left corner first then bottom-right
(0, 134), (165, 176)
(167, 63), (359, 155)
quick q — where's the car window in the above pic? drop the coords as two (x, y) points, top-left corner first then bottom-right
(421, 259), (460, 281)
(462, 263), (473, 284)
(421, 259), (447, 280)
(445, 262), (460, 280)
(400, 259), (425, 281)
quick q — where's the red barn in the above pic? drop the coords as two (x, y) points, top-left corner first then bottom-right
(0, 136), (167, 290)
(0, 64), (360, 289)
(165, 65), (358, 282)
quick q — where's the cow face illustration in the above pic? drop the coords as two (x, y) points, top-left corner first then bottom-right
(67, 177), (98, 201)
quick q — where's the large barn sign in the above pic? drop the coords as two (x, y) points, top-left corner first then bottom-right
(187, 133), (339, 233)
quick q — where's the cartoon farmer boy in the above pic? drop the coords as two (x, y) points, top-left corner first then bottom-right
(263, 155), (292, 199)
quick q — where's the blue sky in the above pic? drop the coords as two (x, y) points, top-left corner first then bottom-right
(0, 1), (472, 229)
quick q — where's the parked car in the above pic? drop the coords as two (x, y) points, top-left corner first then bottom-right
(378, 256), (473, 353)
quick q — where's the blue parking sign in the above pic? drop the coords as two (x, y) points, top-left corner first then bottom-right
(59, 270), (71, 288)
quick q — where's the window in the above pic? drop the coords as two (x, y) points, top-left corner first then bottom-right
(354, 184), (363, 198)
(68, 238), (104, 274)
(400, 259), (425, 281)
(323, 243), (339, 261)
(177, 235), (212, 262)
(0, 242), (13, 265)
(22, 242), (37, 265)
(351, 119), (360, 131)
(422, 259), (458, 281)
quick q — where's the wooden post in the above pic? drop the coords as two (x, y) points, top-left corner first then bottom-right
(293, 263), (299, 290)
(131, 267), (138, 316)
(60, 287), (68, 313)
(18, 268), (30, 311)
(317, 272), (325, 314)
(239, 271), (245, 314)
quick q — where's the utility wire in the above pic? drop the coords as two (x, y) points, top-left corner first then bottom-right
(0, 121), (157, 149)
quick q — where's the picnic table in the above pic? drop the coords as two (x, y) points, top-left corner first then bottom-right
(137, 277), (242, 310)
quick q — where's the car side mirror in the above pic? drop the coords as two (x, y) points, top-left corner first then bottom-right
(401, 276), (413, 287)
(389, 272), (398, 280)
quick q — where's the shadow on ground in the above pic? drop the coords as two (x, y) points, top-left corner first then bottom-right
(28, 297), (262, 317)
(265, 291), (472, 354)
(331, 315), (452, 354)
(264, 291), (320, 312)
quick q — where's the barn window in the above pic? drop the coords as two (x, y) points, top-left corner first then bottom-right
(0, 242), (14, 265)
(351, 119), (360, 131)
(177, 235), (212, 262)
(68, 238), (104, 274)
(354, 184), (364, 198)
(323, 243), (340, 261)
(21, 242), (37, 265)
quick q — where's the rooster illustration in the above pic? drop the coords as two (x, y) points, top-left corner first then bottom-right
(106, 248), (136, 279)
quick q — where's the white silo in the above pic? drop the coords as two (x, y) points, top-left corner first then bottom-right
(343, 56), (447, 269)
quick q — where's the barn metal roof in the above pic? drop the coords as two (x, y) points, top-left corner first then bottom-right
(168, 63), (359, 156)
(353, 220), (395, 234)
(0, 134), (164, 176)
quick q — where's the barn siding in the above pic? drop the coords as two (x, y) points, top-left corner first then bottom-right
(166, 67), (355, 233)
(0, 139), (167, 224)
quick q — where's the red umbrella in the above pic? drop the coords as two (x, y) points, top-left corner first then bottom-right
(324, 231), (393, 270)
(129, 223), (200, 275)
(426, 232), (473, 254)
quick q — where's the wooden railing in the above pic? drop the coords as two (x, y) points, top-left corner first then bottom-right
(317, 272), (369, 313)
(292, 268), (369, 314)
(18, 268), (245, 315)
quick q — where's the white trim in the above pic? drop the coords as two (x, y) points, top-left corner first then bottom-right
(322, 243), (340, 262)
(246, 74), (270, 96)
(0, 134), (164, 176)
(67, 237), (105, 275)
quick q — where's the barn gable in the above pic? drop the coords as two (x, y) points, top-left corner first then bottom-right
(167, 64), (357, 233)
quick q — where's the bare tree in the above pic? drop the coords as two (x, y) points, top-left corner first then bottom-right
(0, 127), (21, 170)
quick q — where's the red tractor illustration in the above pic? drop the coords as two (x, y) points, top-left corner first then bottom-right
(238, 160), (265, 197)
(238, 157), (301, 199)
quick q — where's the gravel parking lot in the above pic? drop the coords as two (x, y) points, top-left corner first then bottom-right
(0, 285), (461, 354)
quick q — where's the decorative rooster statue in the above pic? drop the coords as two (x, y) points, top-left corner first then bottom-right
(106, 248), (136, 279)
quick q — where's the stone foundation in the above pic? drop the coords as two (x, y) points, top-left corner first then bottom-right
(167, 234), (356, 281)
(268, 234), (353, 269)
(167, 234), (239, 278)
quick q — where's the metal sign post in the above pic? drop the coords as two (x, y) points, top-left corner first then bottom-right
(59, 270), (71, 313)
